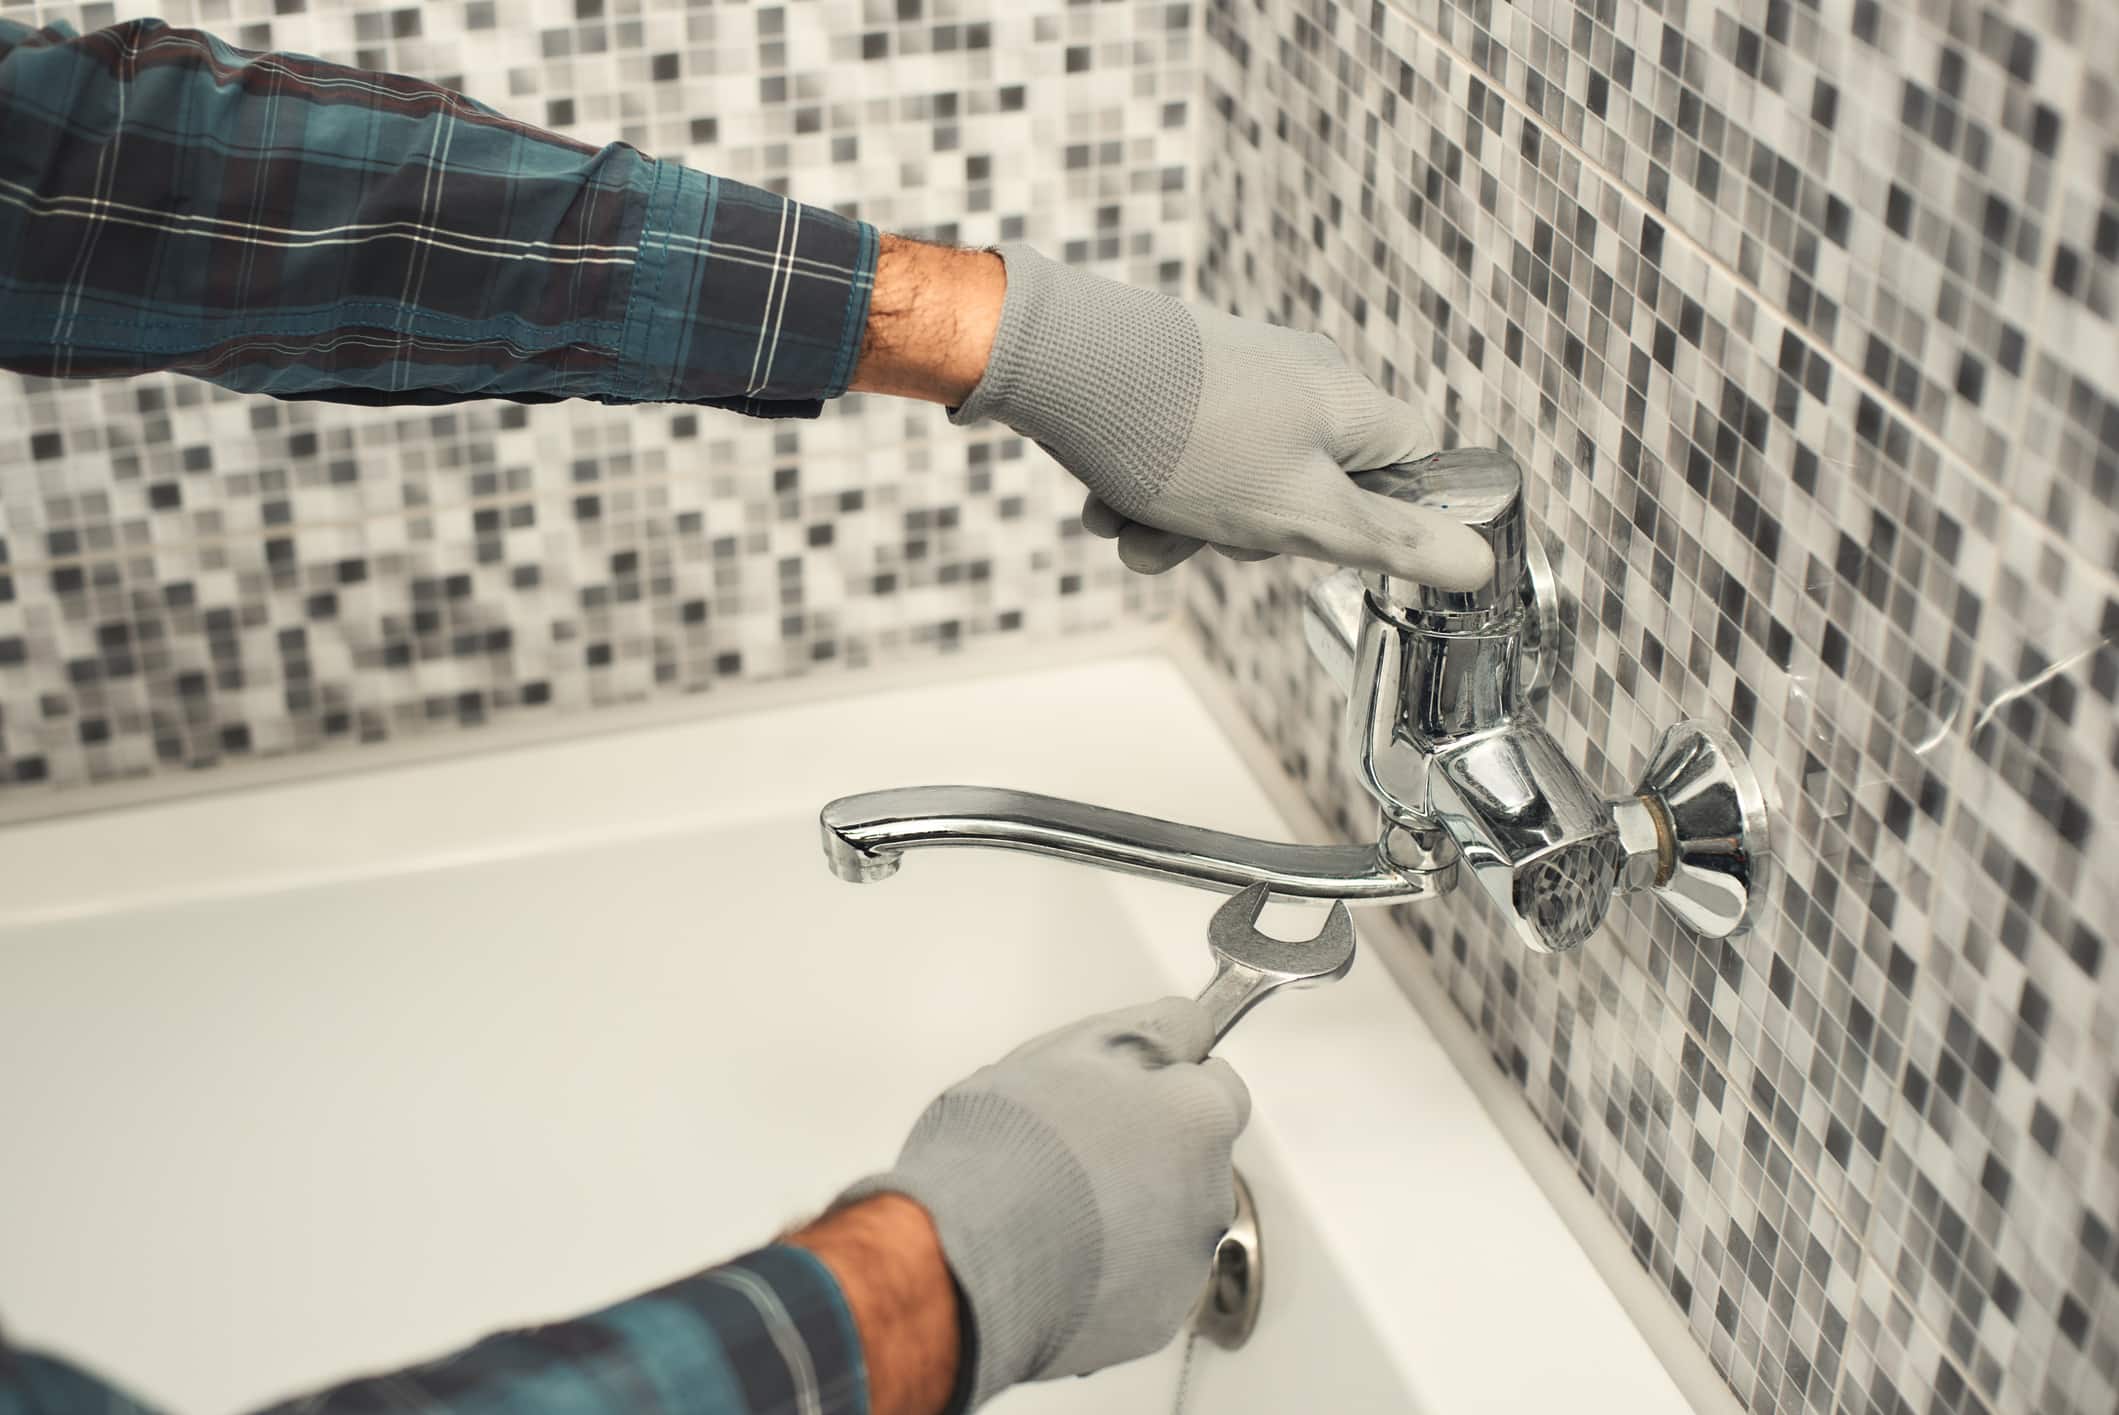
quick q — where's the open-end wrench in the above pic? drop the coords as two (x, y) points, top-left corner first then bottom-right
(1195, 883), (1357, 1046)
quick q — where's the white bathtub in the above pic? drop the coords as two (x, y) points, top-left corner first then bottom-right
(0, 652), (1697, 1414)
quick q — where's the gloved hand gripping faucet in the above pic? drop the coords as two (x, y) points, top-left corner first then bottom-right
(950, 245), (1497, 587)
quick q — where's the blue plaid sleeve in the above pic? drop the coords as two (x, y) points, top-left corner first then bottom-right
(1, 1247), (870, 1415)
(0, 18), (878, 418)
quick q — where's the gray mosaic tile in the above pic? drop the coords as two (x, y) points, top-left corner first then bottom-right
(1188, 1), (2116, 1412)
(0, 389), (1173, 786)
(1397, 0), (2062, 489)
(0, 0), (1196, 795)
(2019, 31), (2119, 579)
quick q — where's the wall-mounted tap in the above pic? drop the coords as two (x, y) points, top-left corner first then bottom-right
(819, 449), (1771, 951)
(1305, 451), (1769, 950)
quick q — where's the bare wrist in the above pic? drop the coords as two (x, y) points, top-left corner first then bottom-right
(787, 1193), (962, 1415)
(850, 235), (1005, 405)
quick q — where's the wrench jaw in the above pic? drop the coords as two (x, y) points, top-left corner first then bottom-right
(1207, 886), (1357, 976)
(1208, 881), (1276, 942)
(1309, 903), (1357, 980)
(1196, 887), (1359, 1044)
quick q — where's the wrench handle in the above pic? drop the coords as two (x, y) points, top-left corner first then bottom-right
(1195, 959), (1278, 1047)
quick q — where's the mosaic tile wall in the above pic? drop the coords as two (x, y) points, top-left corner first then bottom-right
(0, 0), (1193, 799)
(1184, 1), (2117, 1412)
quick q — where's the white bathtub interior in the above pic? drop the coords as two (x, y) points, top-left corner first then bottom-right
(0, 654), (1694, 1414)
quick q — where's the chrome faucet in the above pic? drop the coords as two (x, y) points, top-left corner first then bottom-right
(820, 449), (1770, 951)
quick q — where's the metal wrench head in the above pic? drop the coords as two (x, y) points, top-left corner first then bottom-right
(1207, 884), (1357, 986)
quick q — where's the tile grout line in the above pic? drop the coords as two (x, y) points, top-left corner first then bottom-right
(3, 487), (547, 579)
(0, 462), (980, 580)
(1997, 10), (2067, 531)
(1342, 2), (2030, 1404)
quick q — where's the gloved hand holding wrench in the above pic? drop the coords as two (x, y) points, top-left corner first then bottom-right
(845, 884), (1357, 1406)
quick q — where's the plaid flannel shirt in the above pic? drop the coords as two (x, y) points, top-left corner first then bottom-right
(0, 15), (888, 1415)
(0, 17), (878, 414)
(2, 1247), (872, 1415)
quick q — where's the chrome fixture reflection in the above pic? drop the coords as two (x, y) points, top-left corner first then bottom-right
(819, 786), (1450, 904)
(820, 450), (1771, 951)
(1191, 1168), (1263, 1351)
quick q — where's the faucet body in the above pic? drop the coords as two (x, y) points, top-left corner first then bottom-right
(819, 450), (1770, 951)
(1324, 451), (1627, 951)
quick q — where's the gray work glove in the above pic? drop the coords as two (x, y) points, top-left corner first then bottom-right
(951, 244), (1494, 586)
(841, 998), (1250, 1409)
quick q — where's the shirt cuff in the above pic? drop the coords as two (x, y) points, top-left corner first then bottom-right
(619, 159), (877, 415)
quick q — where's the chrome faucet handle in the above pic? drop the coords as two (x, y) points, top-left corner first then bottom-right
(1350, 450), (1528, 625)
(1300, 539), (1559, 700)
(1609, 722), (1774, 937)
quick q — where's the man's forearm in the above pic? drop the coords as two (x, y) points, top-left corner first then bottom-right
(1, 18), (1006, 420)
(788, 1195), (962, 1415)
(0, 17), (875, 413)
(850, 236), (1006, 406)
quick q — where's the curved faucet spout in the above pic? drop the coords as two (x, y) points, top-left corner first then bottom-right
(819, 786), (1447, 905)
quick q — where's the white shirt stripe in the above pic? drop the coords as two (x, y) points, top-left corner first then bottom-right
(0, 174), (641, 255)
(752, 201), (802, 397)
(51, 21), (133, 372)
(743, 196), (793, 396)
(704, 1267), (825, 1415)
(0, 189), (640, 265)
